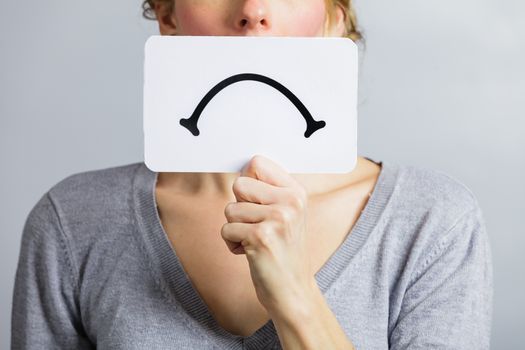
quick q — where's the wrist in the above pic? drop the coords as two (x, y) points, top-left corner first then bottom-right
(266, 277), (355, 350)
(268, 277), (340, 349)
(267, 276), (322, 324)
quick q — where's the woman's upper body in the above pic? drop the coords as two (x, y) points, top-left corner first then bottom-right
(11, 1), (492, 348)
(11, 157), (493, 349)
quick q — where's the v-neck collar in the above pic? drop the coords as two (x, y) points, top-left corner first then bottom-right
(132, 159), (399, 349)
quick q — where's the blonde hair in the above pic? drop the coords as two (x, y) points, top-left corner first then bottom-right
(141, 0), (362, 42)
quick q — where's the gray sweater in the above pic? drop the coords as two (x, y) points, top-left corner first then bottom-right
(11, 160), (493, 349)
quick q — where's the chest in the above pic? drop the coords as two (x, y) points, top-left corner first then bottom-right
(155, 185), (372, 337)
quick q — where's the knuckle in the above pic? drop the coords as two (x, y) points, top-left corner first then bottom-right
(220, 222), (229, 239)
(244, 155), (264, 175)
(224, 202), (235, 219)
(287, 189), (306, 211)
(251, 155), (265, 168)
(232, 177), (245, 194)
(253, 223), (272, 248)
(270, 206), (290, 224)
(246, 157), (258, 172)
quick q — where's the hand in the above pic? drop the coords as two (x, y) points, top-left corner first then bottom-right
(221, 155), (316, 316)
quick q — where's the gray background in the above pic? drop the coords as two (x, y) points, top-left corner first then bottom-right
(1, 0), (523, 348)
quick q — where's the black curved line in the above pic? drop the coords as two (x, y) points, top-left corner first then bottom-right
(179, 73), (326, 138)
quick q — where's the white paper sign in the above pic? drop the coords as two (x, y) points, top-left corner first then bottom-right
(143, 35), (358, 173)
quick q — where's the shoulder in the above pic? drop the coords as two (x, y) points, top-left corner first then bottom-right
(44, 162), (144, 218)
(24, 162), (144, 247)
(379, 161), (491, 287)
(388, 162), (481, 230)
(47, 162), (143, 202)
(380, 162), (487, 262)
(385, 161), (489, 266)
(47, 160), (144, 226)
(396, 162), (478, 212)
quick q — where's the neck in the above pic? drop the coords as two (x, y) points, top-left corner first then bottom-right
(156, 156), (375, 199)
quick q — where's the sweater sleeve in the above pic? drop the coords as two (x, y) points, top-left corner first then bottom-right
(11, 192), (94, 349)
(389, 203), (493, 349)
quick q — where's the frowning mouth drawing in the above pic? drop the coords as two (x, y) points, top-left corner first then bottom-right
(179, 73), (326, 138)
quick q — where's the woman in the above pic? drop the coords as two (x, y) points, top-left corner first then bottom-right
(11, 1), (492, 349)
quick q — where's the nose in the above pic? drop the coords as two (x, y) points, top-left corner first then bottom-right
(233, 0), (271, 33)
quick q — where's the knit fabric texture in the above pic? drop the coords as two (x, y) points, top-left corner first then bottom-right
(11, 160), (493, 349)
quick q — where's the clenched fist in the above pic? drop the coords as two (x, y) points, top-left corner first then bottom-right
(221, 155), (316, 316)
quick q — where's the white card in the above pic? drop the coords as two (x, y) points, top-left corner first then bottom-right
(143, 35), (358, 174)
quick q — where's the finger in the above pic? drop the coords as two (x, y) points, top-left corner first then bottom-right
(221, 222), (273, 254)
(224, 201), (268, 223)
(221, 222), (251, 255)
(224, 239), (245, 255)
(241, 155), (299, 190)
(232, 176), (290, 204)
(232, 176), (304, 210)
(221, 222), (251, 246)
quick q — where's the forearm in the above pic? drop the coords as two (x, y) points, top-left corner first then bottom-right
(268, 278), (355, 350)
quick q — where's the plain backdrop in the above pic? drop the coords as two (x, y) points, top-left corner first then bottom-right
(1, 0), (523, 348)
